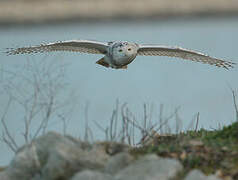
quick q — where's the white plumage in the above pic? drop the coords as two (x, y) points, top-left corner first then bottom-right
(6, 40), (235, 69)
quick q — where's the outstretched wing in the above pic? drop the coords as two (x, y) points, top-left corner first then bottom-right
(137, 45), (235, 69)
(6, 40), (109, 55)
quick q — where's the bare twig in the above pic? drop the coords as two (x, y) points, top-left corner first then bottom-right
(195, 112), (200, 131)
(0, 98), (18, 152)
(231, 90), (238, 122)
(175, 110), (182, 134)
(84, 102), (94, 143)
(159, 104), (164, 134)
(95, 101), (181, 146)
(0, 58), (73, 152)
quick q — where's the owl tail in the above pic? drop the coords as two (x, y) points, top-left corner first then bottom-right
(96, 57), (127, 69)
(96, 57), (109, 68)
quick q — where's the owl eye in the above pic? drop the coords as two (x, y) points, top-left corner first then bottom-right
(128, 48), (132, 51)
(118, 49), (123, 52)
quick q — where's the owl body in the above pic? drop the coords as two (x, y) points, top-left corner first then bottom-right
(103, 41), (138, 68)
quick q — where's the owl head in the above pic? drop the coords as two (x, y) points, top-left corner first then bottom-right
(112, 41), (138, 59)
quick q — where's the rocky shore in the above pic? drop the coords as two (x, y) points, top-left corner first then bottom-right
(0, 132), (223, 180)
(0, 0), (238, 25)
(0, 121), (237, 179)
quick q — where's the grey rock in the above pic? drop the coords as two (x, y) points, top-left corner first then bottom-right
(92, 142), (129, 155)
(185, 170), (222, 180)
(0, 132), (110, 180)
(0, 143), (41, 180)
(115, 154), (183, 180)
(31, 173), (41, 180)
(32, 132), (84, 165)
(88, 143), (111, 167)
(71, 170), (114, 180)
(36, 132), (109, 180)
(0, 172), (9, 180)
(105, 142), (130, 155)
(105, 152), (134, 174)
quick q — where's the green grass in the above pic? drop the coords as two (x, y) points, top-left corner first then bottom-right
(130, 122), (238, 179)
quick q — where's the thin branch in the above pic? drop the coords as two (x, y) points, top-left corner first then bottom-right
(159, 104), (164, 134)
(0, 98), (18, 152)
(195, 112), (200, 132)
(232, 90), (238, 122)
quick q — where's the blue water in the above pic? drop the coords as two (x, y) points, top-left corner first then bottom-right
(0, 17), (238, 165)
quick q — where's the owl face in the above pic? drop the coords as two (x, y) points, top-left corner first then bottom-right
(111, 42), (138, 66)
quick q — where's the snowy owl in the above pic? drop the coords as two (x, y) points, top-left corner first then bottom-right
(6, 40), (235, 69)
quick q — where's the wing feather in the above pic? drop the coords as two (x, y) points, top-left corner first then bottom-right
(138, 45), (235, 69)
(6, 40), (109, 55)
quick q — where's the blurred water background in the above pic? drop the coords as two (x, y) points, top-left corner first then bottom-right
(0, 0), (238, 166)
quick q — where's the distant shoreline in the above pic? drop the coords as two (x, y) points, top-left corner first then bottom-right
(1, 12), (238, 28)
(1, 0), (238, 26)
